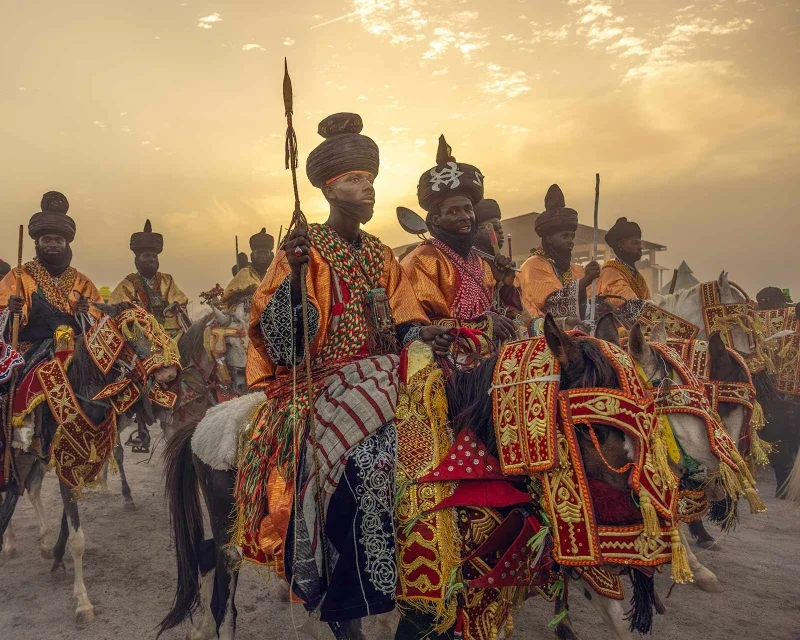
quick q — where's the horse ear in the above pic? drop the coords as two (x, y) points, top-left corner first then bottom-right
(718, 271), (733, 301)
(544, 313), (576, 368)
(628, 323), (650, 361)
(650, 321), (668, 345)
(595, 313), (620, 345)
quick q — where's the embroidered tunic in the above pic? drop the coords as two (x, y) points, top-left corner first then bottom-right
(516, 252), (586, 320)
(597, 259), (651, 306)
(109, 272), (188, 339)
(220, 265), (263, 310)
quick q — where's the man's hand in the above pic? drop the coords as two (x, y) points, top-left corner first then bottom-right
(487, 312), (518, 341)
(7, 295), (23, 315)
(579, 260), (601, 289)
(419, 325), (455, 355)
(75, 297), (90, 315)
(283, 228), (311, 284)
(489, 254), (516, 285)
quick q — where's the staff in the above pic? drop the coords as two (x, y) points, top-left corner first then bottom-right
(4, 225), (23, 483)
(589, 174), (600, 325)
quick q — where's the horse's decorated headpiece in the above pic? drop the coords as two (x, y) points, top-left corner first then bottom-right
(86, 305), (181, 411)
(490, 335), (689, 581)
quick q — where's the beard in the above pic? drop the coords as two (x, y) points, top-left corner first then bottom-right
(427, 211), (478, 258)
(329, 198), (374, 224)
(541, 237), (573, 274)
(36, 244), (72, 275)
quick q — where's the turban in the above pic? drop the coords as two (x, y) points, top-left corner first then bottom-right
(0, 260), (10, 278)
(534, 184), (578, 238)
(249, 228), (274, 251)
(306, 113), (380, 188)
(605, 217), (642, 248)
(28, 191), (76, 243)
(474, 198), (501, 225)
(130, 219), (164, 255)
(417, 135), (484, 214)
(756, 287), (787, 311)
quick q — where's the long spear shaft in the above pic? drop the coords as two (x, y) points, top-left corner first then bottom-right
(589, 174), (600, 325)
(235, 235), (239, 273)
(4, 225), (23, 483)
(283, 59), (330, 584)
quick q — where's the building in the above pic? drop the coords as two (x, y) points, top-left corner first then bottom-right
(393, 211), (669, 294)
(660, 260), (699, 295)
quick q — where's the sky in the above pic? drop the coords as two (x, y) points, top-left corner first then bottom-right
(1, 0), (798, 308)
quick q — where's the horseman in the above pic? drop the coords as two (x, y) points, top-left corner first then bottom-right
(239, 112), (451, 635)
(0, 191), (103, 354)
(400, 136), (519, 343)
(232, 251), (249, 277)
(220, 228), (274, 310)
(597, 216), (650, 304)
(473, 197), (525, 321)
(517, 184), (600, 328)
(109, 220), (190, 341)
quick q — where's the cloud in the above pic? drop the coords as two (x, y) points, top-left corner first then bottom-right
(197, 13), (222, 29)
(479, 66), (534, 99)
(282, 37), (295, 46)
(242, 43), (265, 52)
(93, 121), (106, 128)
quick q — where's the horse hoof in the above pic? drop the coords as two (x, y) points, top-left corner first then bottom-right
(75, 606), (95, 625)
(694, 569), (724, 593)
(123, 500), (137, 512)
(555, 620), (583, 640)
(695, 539), (721, 551)
(51, 561), (66, 578)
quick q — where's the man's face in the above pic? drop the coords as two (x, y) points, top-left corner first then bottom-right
(432, 196), (475, 235)
(38, 234), (67, 258)
(547, 230), (575, 255)
(616, 236), (643, 263)
(474, 218), (504, 253)
(324, 171), (376, 223)
(135, 251), (160, 278)
(251, 248), (274, 271)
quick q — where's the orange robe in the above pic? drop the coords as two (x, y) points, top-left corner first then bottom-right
(247, 231), (427, 390)
(0, 260), (103, 332)
(517, 254), (585, 319)
(597, 260), (651, 306)
(400, 243), (496, 325)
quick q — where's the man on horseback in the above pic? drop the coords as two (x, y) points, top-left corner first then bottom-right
(239, 112), (451, 637)
(517, 184), (600, 328)
(109, 219), (190, 341)
(597, 216), (650, 304)
(400, 136), (519, 342)
(220, 227), (274, 310)
(0, 191), (103, 352)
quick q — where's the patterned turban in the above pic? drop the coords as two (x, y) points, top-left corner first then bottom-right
(534, 184), (578, 238)
(306, 113), (380, 188)
(28, 191), (76, 243)
(130, 219), (164, 255)
(474, 198), (501, 225)
(605, 217), (642, 248)
(249, 228), (274, 251)
(417, 135), (484, 214)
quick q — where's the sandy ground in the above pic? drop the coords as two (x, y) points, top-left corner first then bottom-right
(1, 426), (799, 640)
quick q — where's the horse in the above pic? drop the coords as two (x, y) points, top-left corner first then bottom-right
(0, 302), (180, 623)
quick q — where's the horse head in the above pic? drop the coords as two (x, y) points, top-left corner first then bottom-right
(218, 303), (250, 395)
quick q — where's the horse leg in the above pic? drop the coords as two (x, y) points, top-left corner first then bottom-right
(113, 441), (135, 510)
(99, 460), (110, 493)
(579, 580), (631, 640)
(680, 524), (723, 592)
(25, 462), (54, 558)
(0, 491), (21, 556)
(51, 509), (68, 574)
(187, 540), (218, 640)
(59, 481), (95, 623)
(687, 520), (720, 551)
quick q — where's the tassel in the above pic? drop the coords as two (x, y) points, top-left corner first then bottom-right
(748, 431), (773, 468)
(715, 462), (744, 499)
(638, 491), (661, 538)
(744, 487), (767, 513)
(505, 612), (514, 638)
(108, 451), (119, 474)
(650, 425), (677, 489)
(89, 442), (98, 463)
(670, 528), (693, 584)
(751, 401), (766, 430)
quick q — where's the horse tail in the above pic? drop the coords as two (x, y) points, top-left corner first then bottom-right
(158, 421), (203, 636)
(780, 449), (800, 502)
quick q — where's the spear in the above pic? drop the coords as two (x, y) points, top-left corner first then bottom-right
(589, 174), (600, 325)
(234, 235), (239, 274)
(282, 58), (329, 584)
(4, 225), (23, 483)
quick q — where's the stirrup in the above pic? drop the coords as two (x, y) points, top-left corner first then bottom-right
(131, 432), (151, 454)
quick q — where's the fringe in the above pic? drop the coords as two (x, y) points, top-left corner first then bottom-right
(708, 497), (739, 532)
(638, 491), (661, 538)
(651, 420), (678, 490)
(625, 569), (656, 634)
(670, 528), (693, 584)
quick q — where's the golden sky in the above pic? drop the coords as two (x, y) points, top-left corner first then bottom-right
(1, 0), (798, 308)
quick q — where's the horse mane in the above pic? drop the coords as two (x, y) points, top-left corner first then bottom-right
(447, 337), (620, 457)
(651, 283), (702, 316)
(178, 313), (213, 368)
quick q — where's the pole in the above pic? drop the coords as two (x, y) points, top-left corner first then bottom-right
(668, 268), (679, 295)
(506, 234), (513, 261)
(277, 225), (284, 247)
(4, 225), (23, 483)
(589, 174), (600, 325)
(234, 235), (239, 274)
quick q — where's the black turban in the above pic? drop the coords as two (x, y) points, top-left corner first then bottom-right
(250, 228), (274, 251)
(130, 219), (163, 255)
(756, 287), (787, 311)
(534, 184), (578, 238)
(306, 113), (380, 188)
(417, 135), (484, 214)
(0, 260), (10, 278)
(474, 198), (501, 225)
(28, 191), (76, 243)
(605, 217), (642, 248)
